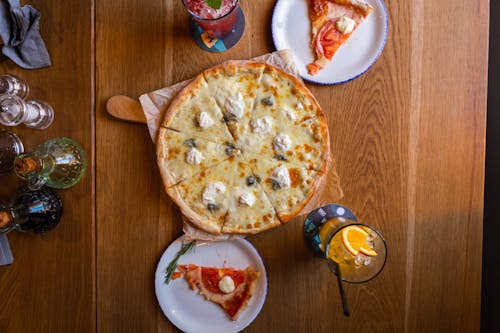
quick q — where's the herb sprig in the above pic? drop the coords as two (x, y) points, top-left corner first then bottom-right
(165, 240), (196, 284)
(204, 0), (222, 10)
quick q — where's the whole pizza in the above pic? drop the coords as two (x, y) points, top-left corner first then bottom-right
(157, 61), (330, 234)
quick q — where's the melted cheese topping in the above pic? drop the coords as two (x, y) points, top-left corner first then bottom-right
(270, 166), (291, 190)
(185, 148), (203, 165)
(197, 111), (214, 129)
(202, 182), (226, 204)
(261, 74), (273, 87)
(282, 107), (297, 121)
(251, 116), (273, 134)
(335, 16), (356, 35)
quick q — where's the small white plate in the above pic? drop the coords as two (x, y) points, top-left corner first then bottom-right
(154, 236), (268, 333)
(272, 0), (388, 85)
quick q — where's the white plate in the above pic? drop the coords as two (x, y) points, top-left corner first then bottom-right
(272, 0), (388, 85)
(154, 236), (268, 333)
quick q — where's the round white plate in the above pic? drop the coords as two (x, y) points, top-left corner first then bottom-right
(154, 236), (268, 333)
(272, 0), (388, 85)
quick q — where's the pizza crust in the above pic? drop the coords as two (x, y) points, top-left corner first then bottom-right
(166, 185), (223, 234)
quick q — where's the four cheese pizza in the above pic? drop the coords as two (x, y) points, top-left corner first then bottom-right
(157, 61), (329, 234)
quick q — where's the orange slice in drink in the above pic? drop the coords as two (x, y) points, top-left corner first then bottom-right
(341, 225), (377, 257)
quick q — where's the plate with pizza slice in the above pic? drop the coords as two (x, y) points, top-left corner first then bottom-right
(272, 0), (388, 85)
(154, 235), (267, 333)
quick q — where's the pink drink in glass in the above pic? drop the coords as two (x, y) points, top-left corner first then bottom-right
(182, 0), (240, 38)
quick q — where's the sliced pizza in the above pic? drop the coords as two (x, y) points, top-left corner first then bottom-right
(167, 158), (239, 234)
(158, 61), (331, 234)
(274, 116), (329, 171)
(222, 161), (280, 234)
(246, 155), (323, 222)
(307, 0), (373, 75)
(235, 65), (329, 171)
(203, 61), (264, 140)
(177, 264), (260, 320)
(161, 74), (233, 143)
(156, 129), (240, 186)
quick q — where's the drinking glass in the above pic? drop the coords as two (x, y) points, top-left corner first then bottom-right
(14, 137), (87, 190)
(181, 0), (245, 52)
(0, 94), (54, 129)
(0, 74), (29, 99)
(304, 204), (387, 283)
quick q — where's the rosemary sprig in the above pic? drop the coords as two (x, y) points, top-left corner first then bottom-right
(204, 0), (222, 10)
(165, 240), (196, 284)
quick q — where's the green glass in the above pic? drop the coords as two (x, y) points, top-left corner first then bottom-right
(14, 137), (87, 189)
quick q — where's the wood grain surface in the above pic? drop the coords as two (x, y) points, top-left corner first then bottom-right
(0, 1), (95, 332)
(0, 0), (489, 332)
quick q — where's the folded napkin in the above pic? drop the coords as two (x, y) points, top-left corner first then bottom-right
(0, 0), (51, 69)
(0, 234), (13, 266)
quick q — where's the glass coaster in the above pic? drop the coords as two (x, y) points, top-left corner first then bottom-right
(189, 7), (245, 52)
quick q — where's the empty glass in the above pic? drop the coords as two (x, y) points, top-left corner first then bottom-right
(0, 74), (29, 99)
(0, 94), (54, 129)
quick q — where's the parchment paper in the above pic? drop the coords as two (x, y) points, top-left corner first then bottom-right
(139, 50), (343, 241)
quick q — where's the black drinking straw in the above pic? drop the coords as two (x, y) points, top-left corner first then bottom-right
(329, 259), (350, 316)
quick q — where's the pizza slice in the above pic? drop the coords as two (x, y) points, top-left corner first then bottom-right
(272, 116), (329, 172)
(167, 158), (239, 234)
(177, 264), (260, 320)
(162, 74), (233, 143)
(203, 61), (265, 140)
(307, 0), (373, 75)
(245, 155), (323, 222)
(156, 128), (239, 186)
(235, 65), (329, 171)
(222, 161), (280, 234)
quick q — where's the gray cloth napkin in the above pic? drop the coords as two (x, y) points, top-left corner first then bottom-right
(0, 0), (51, 69)
(0, 234), (13, 265)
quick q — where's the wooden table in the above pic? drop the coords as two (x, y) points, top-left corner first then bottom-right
(0, 0), (489, 332)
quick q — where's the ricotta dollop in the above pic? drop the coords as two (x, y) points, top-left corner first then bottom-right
(202, 182), (226, 204)
(335, 16), (356, 35)
(225, 92), (244, 121)
(218, 276), (235, 293)
(270, 165), (291, 190)
(238, 191), (256, 207)
(273, 134), (292, 152)
(251, 116), (273, 134)
(197, 111), (214, 129)
(185, 148), (203, 165)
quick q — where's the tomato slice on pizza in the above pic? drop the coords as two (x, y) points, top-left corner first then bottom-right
(307, 0), (373, 75)
(177, 265), (260, 320)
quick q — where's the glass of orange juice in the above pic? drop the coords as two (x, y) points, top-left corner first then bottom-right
(304, 204), (387, 283)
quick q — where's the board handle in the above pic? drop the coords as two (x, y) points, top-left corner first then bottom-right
(106, 95), (147, 124)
